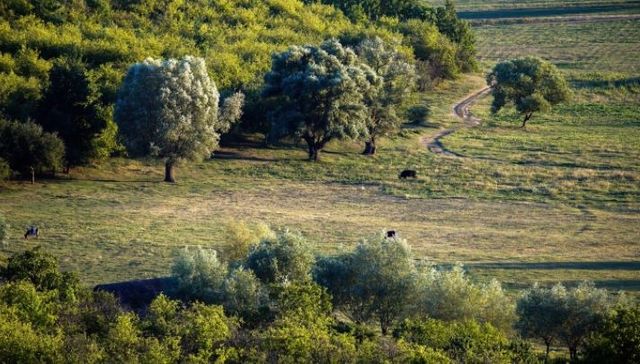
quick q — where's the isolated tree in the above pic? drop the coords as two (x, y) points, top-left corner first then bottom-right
(487, 57), (570, 128)
(115, 56), (242, 182)
(263, 39), (375, 161)
(0, 119), (64, 181)
(355, 37), (416, 155)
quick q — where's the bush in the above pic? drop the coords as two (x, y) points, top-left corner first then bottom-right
(245, 230), (314, 284)
(394, 318), (514, 363)
(172, 247), (227, 303)
(1, 247), (79, 300)
(419, 265), (515, 332)
(582, 304), (640, 364)
(0, 118), (64, 178)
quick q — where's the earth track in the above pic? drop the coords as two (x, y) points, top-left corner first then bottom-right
(423, 86), (492, 156)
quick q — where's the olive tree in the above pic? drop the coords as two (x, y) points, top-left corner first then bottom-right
(245, 230), (314, 284)
(316, 234), (419, 334)
(517, 282), (613, 362)
(115, 56), (243, 182)
(263, 39), (376, 161)
(419, 265), (515, 333)
(172, 247), (227, 303)
(487, 57), (570, 128)
(354, 37), (416, 155)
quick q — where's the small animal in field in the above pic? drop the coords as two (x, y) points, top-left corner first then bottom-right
(399, 169), (417, 179)
(386, 230), (396, 238)
(24, 226), (38, 239)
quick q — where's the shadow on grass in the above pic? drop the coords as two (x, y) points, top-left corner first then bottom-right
(503, 279), (640, 291)
(212, 151), (289, 162)
(572, 76), (640, 89)
(463, 261), (640, 270)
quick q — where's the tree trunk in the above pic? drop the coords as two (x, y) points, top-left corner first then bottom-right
(164, 160), (176, 183)
(308, 144), (319, 161)
(544, 341), (550, 364)
(30, 167), (35, 184)
(362, 137), (377, 155)
(305, 137), (321, 161)
(521, 112), (533, 128)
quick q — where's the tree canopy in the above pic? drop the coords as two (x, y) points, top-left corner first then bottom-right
(115, 56), (242, 182)
(487, 57), (570, 127)
(263, 39), (377, 161)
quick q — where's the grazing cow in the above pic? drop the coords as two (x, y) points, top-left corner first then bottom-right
(386, 230), (396, 238)
(24, 226), (38, 239)
(399, 169), (417, 179)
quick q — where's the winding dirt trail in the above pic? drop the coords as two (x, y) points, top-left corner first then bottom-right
(423, 86), (492, 156)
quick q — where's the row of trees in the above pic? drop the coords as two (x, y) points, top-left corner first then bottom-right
(0, 0), (477, 181)
(0, 227), (637, 363)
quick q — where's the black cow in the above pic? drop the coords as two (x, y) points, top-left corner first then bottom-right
(386, 230), (396, 238)
(24, 226), (38, 239)
(399, 169), (417, 179)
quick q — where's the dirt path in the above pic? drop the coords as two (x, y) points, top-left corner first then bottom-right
(423, 86), (492, 156)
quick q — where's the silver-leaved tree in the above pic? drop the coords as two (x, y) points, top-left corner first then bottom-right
(263, 39), (377, 161)
(115, 56), (243, 182)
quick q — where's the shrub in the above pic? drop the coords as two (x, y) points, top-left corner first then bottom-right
(172, 247), (227, 303)
(245, 230), (314, 284)
(0, 118), (64, 178)
(418, 265), (515, 332)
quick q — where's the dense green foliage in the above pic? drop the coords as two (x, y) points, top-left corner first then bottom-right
(115, 56), (241, 182)
(1, 240), (635, 363)
(0, 118), (64, 178)
(263, 39), (377, 161)
(582, 304), (640, 364)
(487, 57), (571, 127)
(0, 0), (477, 175)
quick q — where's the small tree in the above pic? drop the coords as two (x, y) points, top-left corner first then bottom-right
(354, 37), (416, 155)
(516, 284), (566, 363)
(0, 119), (64, 181)
(334, 234), (419, 334)
(115, 56), (243, 182)
(172, 247), (227, 303)
(487, 57), (570, 128)
(517, 282), (612, 362)
(245, 230), (314, 284)
(263, 39), (375, 161)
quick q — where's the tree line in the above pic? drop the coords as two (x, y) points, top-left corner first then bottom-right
(0, 0), (477, 181)
(0, 220), (637, 363)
